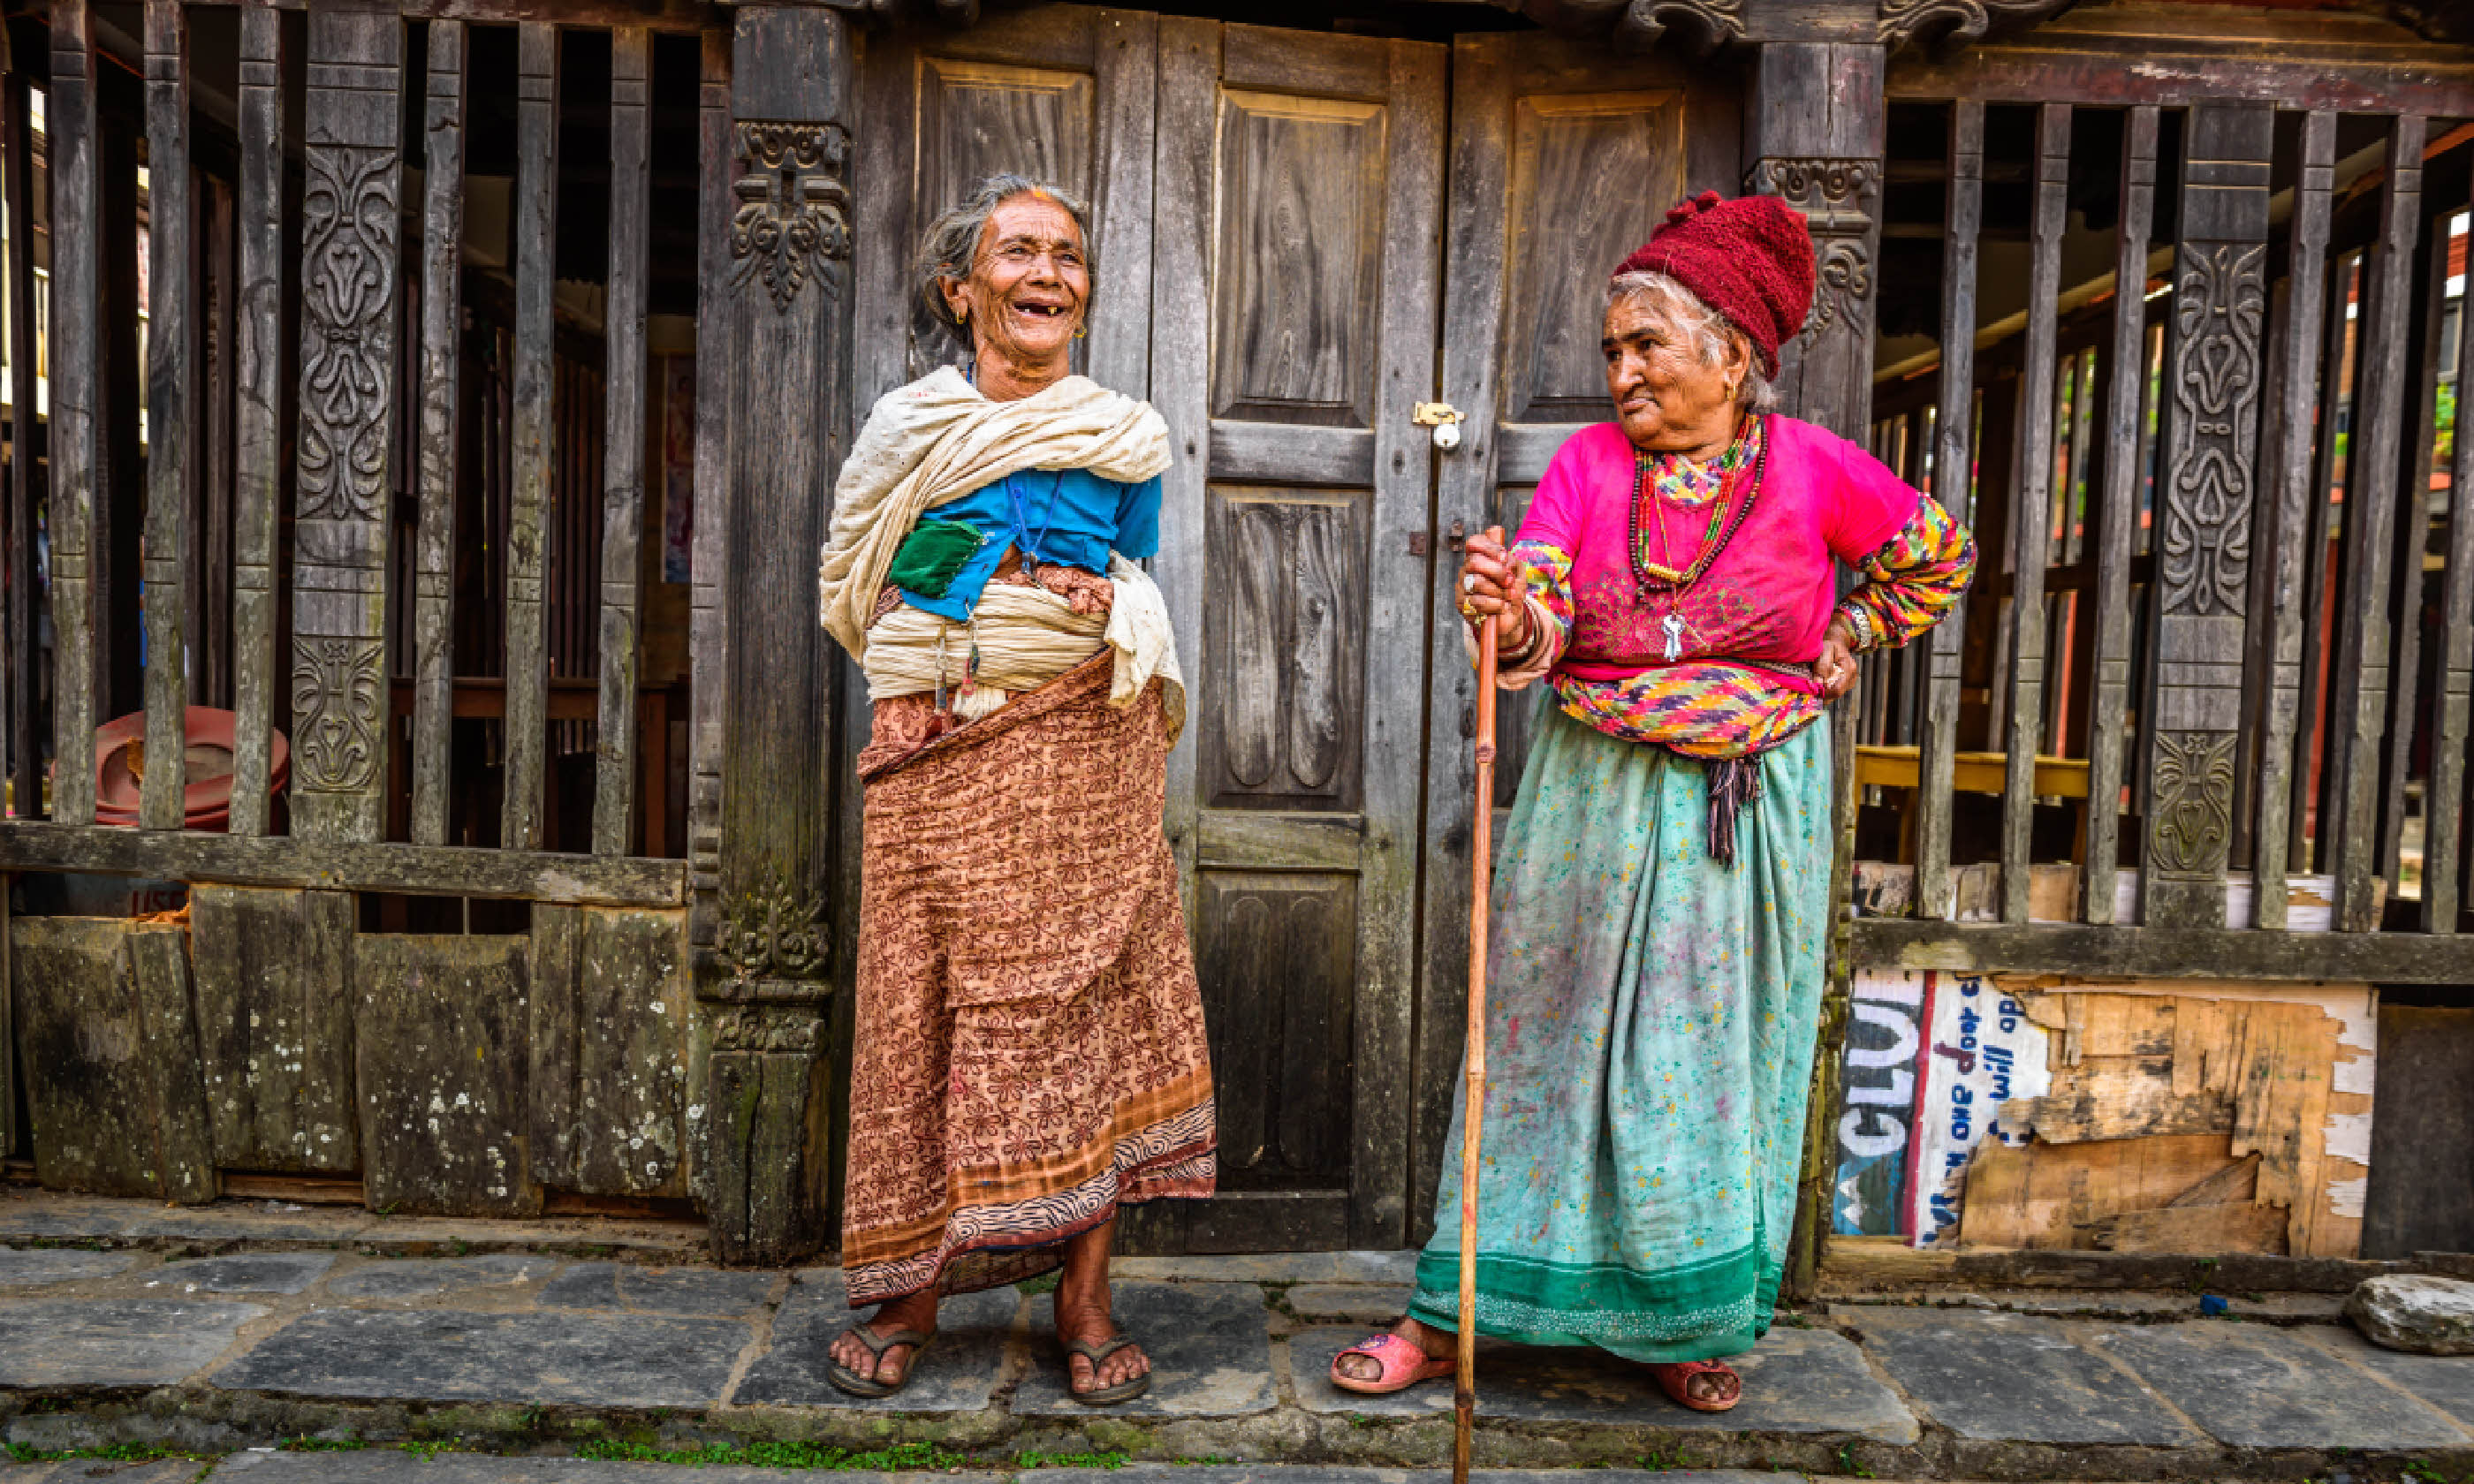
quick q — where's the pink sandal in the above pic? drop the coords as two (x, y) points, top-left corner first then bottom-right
(1329, 1332), (1457, 1395)
(1648, 1358), (1742, 1412)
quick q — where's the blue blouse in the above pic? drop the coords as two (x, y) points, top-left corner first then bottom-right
(898, 468), (1162, 621)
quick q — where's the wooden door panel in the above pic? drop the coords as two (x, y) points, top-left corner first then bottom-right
(1412, 33), (1740, 1245)
(1502, 92), (1685, 421)
(920, 58), (1096, 212)
(353, 933), (543, 1217)
(1209, 93), (1387, 428)
(191, 885), (360, 1174)
(1202, 488), (1370, 810)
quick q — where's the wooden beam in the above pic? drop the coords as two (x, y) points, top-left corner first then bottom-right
(2082, 104), (2156, 925)
(0, 820), (687, 906)
(2255, 113), (2338, 932)
(1916, 101), (1978, 920)
(4, 71), (39, 822)
(2142, 102), (2273, 929)
(2000, 103), (2069, 924)
(2330, 116), (2427, 932)
(593, 27), (652, 857)
(503, 21), (558, 852)
(411, 19), (466, 847)
(687, 26), (731, 944)
(140, 0), (193, 833)
(47, 0), (100, 826)
(1852, 916), (2474, 984)
(227, 2), (285, 840)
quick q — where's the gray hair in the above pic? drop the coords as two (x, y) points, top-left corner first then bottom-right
(914, 173), (1096, 355)
(1606, 269), (1778, 413)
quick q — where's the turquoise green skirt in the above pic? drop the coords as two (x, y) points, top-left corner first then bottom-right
(1408, 706), (1832, 1364)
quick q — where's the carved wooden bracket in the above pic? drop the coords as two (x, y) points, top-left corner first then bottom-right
(729, 121), (853, 313)
(1878, 0), (2079, 53)
(710, 863), (830, 992)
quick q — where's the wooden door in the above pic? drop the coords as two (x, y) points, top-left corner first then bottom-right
(1141, 20), (1446, 1253)
(1408, 33), (1743, 1242)
(851, 10), (1446, 1252)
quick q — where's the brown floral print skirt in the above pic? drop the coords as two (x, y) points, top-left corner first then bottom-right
(841, 651), (1217, 1305)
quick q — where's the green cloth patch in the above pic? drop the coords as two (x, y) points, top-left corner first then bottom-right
(888, 518), (989, 599)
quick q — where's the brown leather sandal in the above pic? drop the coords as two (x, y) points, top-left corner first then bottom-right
(826, 1325), (934, 1399)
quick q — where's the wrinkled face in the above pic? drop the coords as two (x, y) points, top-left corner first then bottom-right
(945, 193), (1089, 367)
(1602, 293), (1748, 452)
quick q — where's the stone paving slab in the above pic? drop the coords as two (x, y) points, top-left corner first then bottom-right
(1449, 1326), (1916, 1444)
(1013, 1280), (1276, 1417)
(0, 1246), (138, 1284)
(1112, 1253), (1415, 1284)
(1852, 1309), (2198, 1445)
(144, 1253), (337, 1295)
(1038, 1471), (1798, 1484)
(0, 1464), (203, 1483)
(212, 1308), (750, 1407)
(1287, 1285), (1409, 1324)
(2298, 1322), (2474, 1427)
(734, 1271), (1019, 1410)
(536, 1262), (775, 1316)
(0, 1298), (268, 1386)
(2092, 1320), (2473, 1449)
(325, 1256), (560, 1299)
(211, 1460), (1011, 1484)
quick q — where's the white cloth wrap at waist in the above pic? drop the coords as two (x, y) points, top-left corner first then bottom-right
(861, 555), (1186, 742)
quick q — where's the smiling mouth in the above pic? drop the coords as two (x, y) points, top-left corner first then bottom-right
(1013, 303), (1070, 319)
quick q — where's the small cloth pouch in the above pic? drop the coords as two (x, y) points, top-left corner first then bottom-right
(886, 518), (989, 599)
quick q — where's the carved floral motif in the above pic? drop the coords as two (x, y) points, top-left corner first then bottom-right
(2161, 242), (2265, 618)
(2150, 730), (2237, 878)
(730, 123), (853, 312)
(296, 146), (398, 524)
(1753, 160), (1878, 339)
(290, 636), (384, 792)
(717, 866), (830, 984)
(1878, 0), (2081, 52)
(711, 1005), (828, 1055)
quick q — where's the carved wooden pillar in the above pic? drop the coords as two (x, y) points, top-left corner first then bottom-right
(701, 2), (854, 1267)
(2143, 105), (2273, 928)
(1744, 42), (1884, 439)
(288, 4), (402, 846)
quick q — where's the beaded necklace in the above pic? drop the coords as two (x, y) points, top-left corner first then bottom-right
(1628, 415), (1768, 661)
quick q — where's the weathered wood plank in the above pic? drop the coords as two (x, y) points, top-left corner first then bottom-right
(2290, 253), (2358, 876)
(12, 917), (216, 1200)
(411, 19), (467, 848)
(1851, 915), (2474, 984)
(227, 1), (286, 840)
(191, 885), (359, 1173)
(526, 903), (581, 1185)
(2430, 207), (2474, 932)
(2255, 113), (2336, 932)
(0, 820), (687, 905)
(179, 0), (715, 32)
(47, 0), (101, 826)
(2143, 103), (2273, 929)
(126, 925), (219, 1204)
(4, 71), (38, 821)
(290, 5), (404, 846)
(2362, 1005), (2474, 1256)
(594, 28), (653, 858)
(577, 908), (690, 1193)
(2000, 103), (2070, 925)
(1915, 98), (1984, 922)
(687, 28), (732, 944)
(2082, 104), (2157, 926)
(1087, 9), (1157, 398)
(139, 0), (193, 833)
(2329, 115), (2426, 932)
(2378, 198), (2454, 905)
(704, 1006), (832, 1263)
(354, 932), (544, 1216)
(503, 21), (559, 852)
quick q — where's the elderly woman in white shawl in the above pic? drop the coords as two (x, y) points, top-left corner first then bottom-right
(816, 174), (1216, 1407)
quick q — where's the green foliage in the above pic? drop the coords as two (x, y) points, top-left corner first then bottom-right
(1017, 1450), (1131, 1470)
(573, 1438), (970, 1471)
(5, 1442), (217, 1465)
(277, 1435), (368, 1452)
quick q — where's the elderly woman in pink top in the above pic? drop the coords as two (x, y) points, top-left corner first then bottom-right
(1331, 192), (1975, 1412)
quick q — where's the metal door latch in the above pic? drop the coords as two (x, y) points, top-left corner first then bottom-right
(1413, 402), (1464, 451)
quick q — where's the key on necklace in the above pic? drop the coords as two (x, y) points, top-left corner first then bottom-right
(1662, 611), (1686, 662)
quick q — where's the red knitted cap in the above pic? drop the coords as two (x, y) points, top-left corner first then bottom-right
(1613, 191), (1815, 379)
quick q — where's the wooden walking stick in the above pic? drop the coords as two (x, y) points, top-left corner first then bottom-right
(1453, 608), (1502, 1484)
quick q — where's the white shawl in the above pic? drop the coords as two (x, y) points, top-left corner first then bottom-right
(816, 367), (1182, 728)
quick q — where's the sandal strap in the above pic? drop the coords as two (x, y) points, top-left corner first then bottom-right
(850, 1325), (934, 1358)
(1065, 1333), (1138, 1365)
(1339, 1333), (1423, 1362)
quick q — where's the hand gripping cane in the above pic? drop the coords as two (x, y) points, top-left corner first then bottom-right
(1453, 615), (1500, 1484)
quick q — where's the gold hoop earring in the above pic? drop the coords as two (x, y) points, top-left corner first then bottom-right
(1073, 322), (1089, 341)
